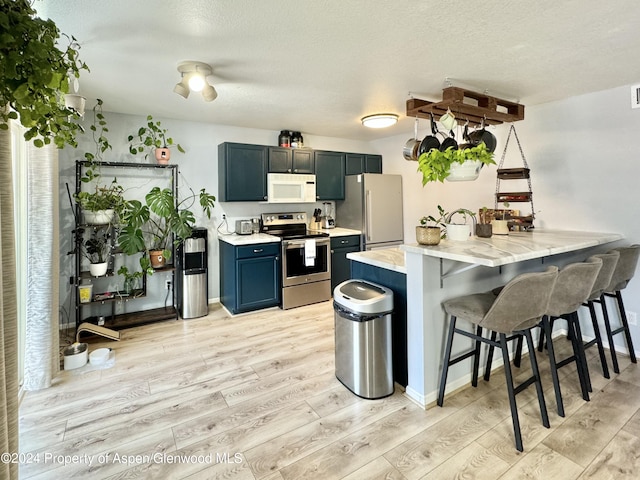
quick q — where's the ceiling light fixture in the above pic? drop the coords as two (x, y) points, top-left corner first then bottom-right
(361, 113), (398, 129)
(174, 61), (217, 102)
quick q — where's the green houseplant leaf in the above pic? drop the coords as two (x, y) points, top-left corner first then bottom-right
(417, 142), (495, 185)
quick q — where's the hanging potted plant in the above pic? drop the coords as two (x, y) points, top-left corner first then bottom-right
(77, 227), (111, 276)
(127, 115), (185, 164)
(416, 205), (446, 245)
(0, 0), (89, 148)
(117, 185), (215, 269)
(417, 142), (495, 185)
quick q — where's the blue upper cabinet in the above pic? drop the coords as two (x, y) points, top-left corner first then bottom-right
(314, 150), (346, 200)
(218, 143), (268, 202)
(268, 147), (314, 174)
(346, 153), (383, 175)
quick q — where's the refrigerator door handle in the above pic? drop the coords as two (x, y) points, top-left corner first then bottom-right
(365, 189), (372, 241)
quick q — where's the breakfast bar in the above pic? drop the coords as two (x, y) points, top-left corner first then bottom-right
(398, 229), (623, 408)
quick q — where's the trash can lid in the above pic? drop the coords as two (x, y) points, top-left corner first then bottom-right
(333, 279), (393, 314)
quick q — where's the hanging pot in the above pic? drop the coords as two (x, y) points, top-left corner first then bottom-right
(468, 118), (497, 152)
(439, 130), (458, 152)
(403, 117), (421, 161)
(418, 114), (441, 156)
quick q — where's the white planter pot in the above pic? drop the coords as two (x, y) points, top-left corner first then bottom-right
(491, 219), (510, 235)
(83, 209), (114, 225)
(64, 94), (86, 117)
(89, 262), (108, 277)
(445, 223), (472, 241)
(446, 160), (482, 182)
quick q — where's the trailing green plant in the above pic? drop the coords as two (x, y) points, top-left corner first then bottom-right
(74, 178), (126, 213)
(445, 208), (476, 225)
(128, 115), (185, 159)
(77, 227), (111, 264)
(117, 262), (152, 293)
(417, 142), (495, 185)
(118, 185), (215, 268)
(0, 0), (89, 147)
(419, 205), (446, 228)
(79, 98), (112, 182)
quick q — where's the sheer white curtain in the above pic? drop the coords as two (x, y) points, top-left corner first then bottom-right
(22, 142), (60, 391)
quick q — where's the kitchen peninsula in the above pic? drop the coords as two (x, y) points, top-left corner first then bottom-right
(351, 229), (623, 408)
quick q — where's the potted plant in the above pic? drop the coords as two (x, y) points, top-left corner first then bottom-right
(444, 208), (476, 242)
(416, 205), (446, 245)
(117, 260), (152, 295)
(118, 185), (215, 269)
(492, 201), (511, 235)
(128, 115), (185, 163)
(417, 142), (495, 185)
(476, 206), (493, 238)
(0, 0), (89, 148)
(77, 227), (111, 276)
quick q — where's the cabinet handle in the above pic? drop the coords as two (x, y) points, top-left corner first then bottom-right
(341, 240), (347, 244)
(293, 169), (297, 173)
(253, 248), (264, 253)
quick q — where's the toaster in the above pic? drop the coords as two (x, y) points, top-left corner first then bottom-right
(235, 220), (253, 235)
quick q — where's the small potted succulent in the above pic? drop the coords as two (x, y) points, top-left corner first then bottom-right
(128, 115), (185, 163)
(416, 205), (446, 245)
(476, 206), (493, 238)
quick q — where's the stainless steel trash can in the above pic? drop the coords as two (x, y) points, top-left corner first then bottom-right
(334, 279), (394, 399)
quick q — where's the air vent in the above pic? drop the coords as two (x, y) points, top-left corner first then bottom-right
(631, 84), (640, 109)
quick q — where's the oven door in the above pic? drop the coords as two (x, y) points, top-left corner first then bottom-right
(282, 238), (331, 287)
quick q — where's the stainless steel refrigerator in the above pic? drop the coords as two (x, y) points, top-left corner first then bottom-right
(336, 174), (404, 250)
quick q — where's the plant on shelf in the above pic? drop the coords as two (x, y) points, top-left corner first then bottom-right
(117, 261), (152, 295)
(443, 208), (477, 242)
(76, 227), (111, 276)
(127, 115), (185, 163)
(416, 205), (446, 245)
(0, 0), (89, 148)
(117, 185), (215, 270)
(476, 206), (493, 238)
(417, 142), (495, 185)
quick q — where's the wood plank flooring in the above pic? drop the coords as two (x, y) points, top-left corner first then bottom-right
(19, 301), (640, 479)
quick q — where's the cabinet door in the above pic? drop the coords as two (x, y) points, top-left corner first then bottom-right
(237, 256), (280, 312)
(314, 150), (346, 200)
(345, 153), (365, 175)
(218, 143), (268, 201)
(331, 246), (361, 292)
(365, 154), (383, 173)
(292, 149), (314, 173)
(268, 147), (293, 173)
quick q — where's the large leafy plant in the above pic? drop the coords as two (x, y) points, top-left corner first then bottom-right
(417, 142), (495, 185)
(0, 0), (89, 147)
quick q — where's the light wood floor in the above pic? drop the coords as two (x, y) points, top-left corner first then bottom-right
(19, 301), (640, 479)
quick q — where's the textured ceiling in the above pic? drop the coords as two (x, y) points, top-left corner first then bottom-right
(37, 0), (640, 141)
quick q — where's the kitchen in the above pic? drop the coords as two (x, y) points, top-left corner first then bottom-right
(7, 0), (640, 478)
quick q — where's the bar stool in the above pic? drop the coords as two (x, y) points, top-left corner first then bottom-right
(580, 251), (620, 379)
(596, 245), (640, 373)
(437, 266), (558, 452)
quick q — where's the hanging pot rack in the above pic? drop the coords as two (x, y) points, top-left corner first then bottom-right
(406, 87), (525, 127)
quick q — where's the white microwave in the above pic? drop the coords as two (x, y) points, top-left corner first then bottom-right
(267, 173), (317, 203)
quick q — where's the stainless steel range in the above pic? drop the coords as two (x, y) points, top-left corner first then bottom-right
(261, 212), (331, 309)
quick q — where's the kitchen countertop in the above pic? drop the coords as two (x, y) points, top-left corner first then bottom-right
(401, 229), (623, 267)
(218, 233), (280, 246)
(308, 227), (361, 237)
(347, 247), (406, 274)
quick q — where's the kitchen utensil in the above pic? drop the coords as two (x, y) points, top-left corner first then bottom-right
(439, 130), (458, 152)
(419, 114), (441, 156)
(439, 108), (457, 131)
(468, 117), (497, 152)
(321, 202), (335, 229)
(403, 117), (421, 161)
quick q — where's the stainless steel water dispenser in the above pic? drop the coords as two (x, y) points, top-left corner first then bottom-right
(177, 227), (208, 319)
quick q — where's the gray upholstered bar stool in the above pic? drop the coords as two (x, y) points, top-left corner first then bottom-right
(580, 251), (620, 379)
(596, 245), (640, 373)
(437, 266), (558, 452)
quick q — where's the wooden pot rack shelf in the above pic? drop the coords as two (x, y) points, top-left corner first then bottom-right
(406, 87), (525, 126)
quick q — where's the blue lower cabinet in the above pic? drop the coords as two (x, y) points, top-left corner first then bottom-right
(330, 235), (361, 292)
(220, 241), (281, 314)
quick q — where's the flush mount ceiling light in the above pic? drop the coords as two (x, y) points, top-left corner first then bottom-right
(361, 113), (399, 128)
(174, 61), (218, 102)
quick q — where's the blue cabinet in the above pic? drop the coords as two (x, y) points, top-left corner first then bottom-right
(345, 153), (383, 175)
(218, 143), (268, 202)
(268, 147), (314, 174)
(314, 150), (346, 200)
(330, 235), (361, 292)
(220, 241), (281, 314)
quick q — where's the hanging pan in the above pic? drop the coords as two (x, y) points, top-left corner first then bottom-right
(403, 117), (421, 161)
(418, 114), (441, 156)
(468, 117), (497, 152)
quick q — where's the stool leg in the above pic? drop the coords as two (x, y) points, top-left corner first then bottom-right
(542, 315), (565, 417)
(587, 300), (610, 379)
(600, 294), (621, 374)
(471, 325), (483, 388)
(524, 328), (550, 429)
(614, 291), (637, 364)
(570, 312), (592, 398)
(514, 335), (523, 368)
(499, 333), (524, 452)
(437, 316), (457, 407)
(484, 331), (498, 381)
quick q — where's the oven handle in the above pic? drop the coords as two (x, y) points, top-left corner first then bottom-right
(283, 239), (330, 248)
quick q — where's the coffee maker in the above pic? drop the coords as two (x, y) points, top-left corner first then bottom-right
(321, 202), (335, 229)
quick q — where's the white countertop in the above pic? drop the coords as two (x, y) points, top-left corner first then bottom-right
(218, 233), (280, 246)
(309, 227), (361, 237)
(401, 229), (623, 267)
(347, 247), (406, 274)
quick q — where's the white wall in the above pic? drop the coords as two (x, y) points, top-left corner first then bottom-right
(58, 111), (372, 321)
(373, 83), (640, 353)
